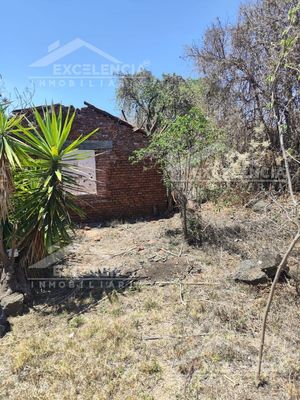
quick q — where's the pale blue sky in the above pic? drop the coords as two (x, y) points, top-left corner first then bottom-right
(1, 0), (243, 115)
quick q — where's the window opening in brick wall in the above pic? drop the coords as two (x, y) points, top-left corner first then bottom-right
(64, 150), (97, 195)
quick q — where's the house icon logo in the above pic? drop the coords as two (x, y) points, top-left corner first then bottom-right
(30, 38), (123, 67)
(28, 37), (150, 88)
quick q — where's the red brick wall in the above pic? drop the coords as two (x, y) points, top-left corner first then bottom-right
(69, 105), (168, 222)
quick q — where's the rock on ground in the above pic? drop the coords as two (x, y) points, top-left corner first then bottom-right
(1, 293), (25, 317)
(251, 200), (268, 213)
(234, 260), (268, 284)
(234, 250), (288, 284)
(257, 249), (289, 279)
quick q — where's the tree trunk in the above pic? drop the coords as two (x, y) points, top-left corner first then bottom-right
(0, 225), (15, 298)
(0, 268), (15, 299)
(0, 247), (17, 299)
(0, 227), (30, 301)
(0, 264), (31, 302)
(181, 199), (189, 241)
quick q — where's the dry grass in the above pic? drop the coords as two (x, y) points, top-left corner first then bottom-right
(0, 200), (300, 399)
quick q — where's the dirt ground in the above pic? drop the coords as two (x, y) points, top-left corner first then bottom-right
(0, 199), (299, 399)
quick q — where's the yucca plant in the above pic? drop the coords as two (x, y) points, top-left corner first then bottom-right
(0, 104), (97, 296)
(15, 106), (98, 266)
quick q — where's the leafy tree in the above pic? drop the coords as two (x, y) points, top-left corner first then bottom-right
(133, 107), (221, 242)
(186, 0), (300, 153)
(257, 0), (300, 384)
(116, 70), (199, 133)
(0, 105), (97, 297)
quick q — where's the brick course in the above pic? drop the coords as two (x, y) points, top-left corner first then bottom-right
(67, 103), (167, 222)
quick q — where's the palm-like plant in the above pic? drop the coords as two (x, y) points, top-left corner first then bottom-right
(0, 104), (97, 295)
(15, 106), (98, 265)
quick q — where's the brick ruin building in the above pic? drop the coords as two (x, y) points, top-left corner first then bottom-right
(15, 102), (168, 222)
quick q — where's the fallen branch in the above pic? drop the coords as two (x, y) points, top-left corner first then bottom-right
(111, 246), (137, 258)
(141, 332), (211, 341)
(179, 282), (185, 304)
(224, 374), (238, 387)
(137, 281), (221, 287)
(179, 244), (184, 257)
(161, 248), (181, 257)
(98, 246), (137, 263)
